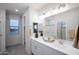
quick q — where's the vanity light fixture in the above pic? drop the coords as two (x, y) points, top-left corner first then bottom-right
(42, 11), (46, 15)
(58, 3), (66, 9)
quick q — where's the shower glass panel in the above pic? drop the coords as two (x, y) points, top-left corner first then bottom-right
(57, 21), (66, 40)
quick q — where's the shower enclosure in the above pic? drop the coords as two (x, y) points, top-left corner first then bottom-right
(57, 21), (67, 40)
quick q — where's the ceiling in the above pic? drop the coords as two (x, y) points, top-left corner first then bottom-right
(29, 3), (48, 10)
(0, 3), (79, 16)
(37, 3), (79, 16)
(0, 3), (48, 15)
(0, 3), (29, 15)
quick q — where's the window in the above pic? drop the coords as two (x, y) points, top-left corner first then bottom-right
(10, 19), (19, 34)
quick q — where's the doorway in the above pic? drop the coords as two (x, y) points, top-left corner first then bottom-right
(6, 14), (21, 47)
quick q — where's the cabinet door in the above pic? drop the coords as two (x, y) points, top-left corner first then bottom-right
(32, 40), (38, 54)
(32, 40), (43, 55)
(36, 42), (44, 55)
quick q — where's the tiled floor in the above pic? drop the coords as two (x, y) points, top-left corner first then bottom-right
(6, 44), (30, 55)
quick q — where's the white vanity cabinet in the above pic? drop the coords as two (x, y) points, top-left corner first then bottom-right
(31, 38), (66, 55)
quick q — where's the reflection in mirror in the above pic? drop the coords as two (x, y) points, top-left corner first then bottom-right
(33, 23), (38, 33)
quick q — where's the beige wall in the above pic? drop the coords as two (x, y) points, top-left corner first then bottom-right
(22, 7), (31, 54)
(22, 7), (39, 54)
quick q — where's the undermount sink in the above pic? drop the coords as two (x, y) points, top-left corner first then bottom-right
(42, 37), (55, 43)
(59, 40), (64, 45)
(58, 40), (73, 47)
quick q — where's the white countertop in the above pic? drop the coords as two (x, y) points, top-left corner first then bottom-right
(31, 37), (79, 55)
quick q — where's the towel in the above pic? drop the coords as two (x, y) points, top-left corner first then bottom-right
(73, 26), (79, 48)
(69, 29), (75, 39)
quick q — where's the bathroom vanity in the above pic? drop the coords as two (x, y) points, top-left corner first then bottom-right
(31, 37), (79, 55)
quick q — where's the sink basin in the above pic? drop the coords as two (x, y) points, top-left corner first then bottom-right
(42, 37), (55, 43)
